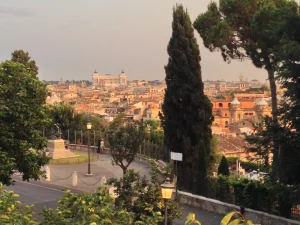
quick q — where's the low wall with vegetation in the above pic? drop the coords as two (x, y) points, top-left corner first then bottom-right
(178, 191), (300, 225)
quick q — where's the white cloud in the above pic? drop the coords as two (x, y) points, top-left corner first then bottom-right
(0, 5), (35, 17)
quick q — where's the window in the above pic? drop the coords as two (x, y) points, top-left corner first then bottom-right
(225, 121), (229, 128)
(225, 113), (228, 117)
(228, 103), (231, 107)
(219, 103), (223, 108)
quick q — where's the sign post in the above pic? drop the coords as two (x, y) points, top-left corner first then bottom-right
(170, 152), (183, 195)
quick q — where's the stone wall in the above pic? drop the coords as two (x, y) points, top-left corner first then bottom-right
(178, 191), (300, 225)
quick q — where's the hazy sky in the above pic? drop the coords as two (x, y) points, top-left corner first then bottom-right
(0, 0), (269, 82)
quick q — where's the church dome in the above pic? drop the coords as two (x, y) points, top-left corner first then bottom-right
(257, 98), (268, 106)
(231, 96), (240, 105)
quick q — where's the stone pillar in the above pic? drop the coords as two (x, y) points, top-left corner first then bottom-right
(45, 165), (50, 181)
(72, 171), (78, 187)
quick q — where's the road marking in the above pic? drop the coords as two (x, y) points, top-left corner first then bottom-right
(16, 180), (64, 193)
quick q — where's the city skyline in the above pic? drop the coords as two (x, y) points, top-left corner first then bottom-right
(0, 0), (268, 82)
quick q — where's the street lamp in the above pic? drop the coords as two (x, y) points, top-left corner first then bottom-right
(86, 122), (93, 176)
(161, 177), (174, 225)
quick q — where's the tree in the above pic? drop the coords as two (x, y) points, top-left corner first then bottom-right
(41, 186), (134, 225)
(217, 156), (229, 176)
(272, 12), (300, 185)
(107, 113), (127, 132)
(0, 59), (50, 185)
(160, 5), (213, 196)
(11, 50), (38, 77)
(144, 119), (160, 130)
(51, 104), (76, 132)
(193, 0), (299, 179)
(108, 124), (146, 175)
(108, 166), (182, 225)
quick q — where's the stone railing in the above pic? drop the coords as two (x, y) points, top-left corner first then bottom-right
(178, 191), (300, 225)
(68, 144), (110, 153)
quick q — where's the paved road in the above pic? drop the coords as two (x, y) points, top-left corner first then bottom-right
(5, 154), (222, 224)
(6, 178), (222, 224)
(5, 178), (82, 221)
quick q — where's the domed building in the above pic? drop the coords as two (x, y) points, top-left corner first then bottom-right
(211, 97), (272, 134)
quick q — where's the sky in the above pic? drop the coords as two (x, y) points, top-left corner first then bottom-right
(0, 0), (269, 82)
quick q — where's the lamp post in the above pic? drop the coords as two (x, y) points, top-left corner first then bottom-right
(86, 122), (93, 176)
(161, 177), (174, 225)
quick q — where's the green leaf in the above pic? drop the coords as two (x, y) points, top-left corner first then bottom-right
(247, 220), (254, 225)
(187, 213), (196, 221)
(185, 220), (193, 225)
(221, 211), (236, 225)
(228, 218), (242, 225)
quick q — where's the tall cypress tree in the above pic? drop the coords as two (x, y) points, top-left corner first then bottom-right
(160, 5), (213, 196)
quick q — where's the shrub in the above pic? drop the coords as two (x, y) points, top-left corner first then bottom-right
(218, 156), (230, 176)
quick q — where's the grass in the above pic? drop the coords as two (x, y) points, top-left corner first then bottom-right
(49, 153), (99, 165)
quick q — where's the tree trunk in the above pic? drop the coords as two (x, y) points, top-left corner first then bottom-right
(122, 167), (127, 176)
(268, 70), (279, 180)
(268, 70), (278, 121)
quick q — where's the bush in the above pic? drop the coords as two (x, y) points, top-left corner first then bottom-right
(218, 156), (230, 176)
(0, 183), (37, 224)
(230, 177), (275, 213)
(226, 157), (269, 172)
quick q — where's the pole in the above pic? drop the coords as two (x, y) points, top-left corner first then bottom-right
(88, 130), (91, 175)
(176, 161), (178, 195)
(67, 129), (70, 143)
(81, 130), (83, 145)
(93, 130), (96, 150)
(75, 130), (77, 146)
(164, 199), (168, 225)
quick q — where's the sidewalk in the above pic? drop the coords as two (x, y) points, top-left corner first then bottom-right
(44, 153), (152, 192)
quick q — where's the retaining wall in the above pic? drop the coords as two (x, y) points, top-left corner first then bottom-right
(178, 191), (300, 225)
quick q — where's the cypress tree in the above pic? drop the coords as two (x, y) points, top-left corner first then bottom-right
(218, 156), (230, 176)
(160, 5), (213, 196)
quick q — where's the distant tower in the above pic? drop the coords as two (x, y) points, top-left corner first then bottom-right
(119, 70), (127, 86)
(239, 74), (244, 82)
(255, 98), (268, 118)
(229, 96), (243, 123)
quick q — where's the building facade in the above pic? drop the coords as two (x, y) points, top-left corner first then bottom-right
(92, 70), (127, 88)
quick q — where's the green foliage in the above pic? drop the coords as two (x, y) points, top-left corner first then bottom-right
(11, 50), (38, 77)
(149, 129), (164, 146)
(161, 4), (213, 196)
(108, 168), (182, 225)
(194, 0), (300, 180)
(50, 104), (105, 142)
(40, 186), (134, 225)
(185, 211), (260, 225)
(209, 135), (221, 173)
(273, 11), (300, 186)
(230, 178), (275, 213)
(0, 57), (51, 185)
(218, 156), (230, 176)
(0, 183), (37, 224)
(220, 211), (260, 225)
(226, 157), (269, 173)
(185, 213), (201, 225)
(108, 124), (146, 175)
(107, 113), (127, 132)
(144, 120), (160, 130)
